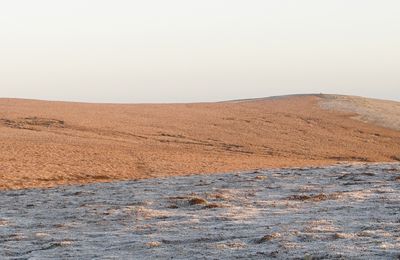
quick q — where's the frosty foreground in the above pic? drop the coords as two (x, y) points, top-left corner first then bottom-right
(1, 163), (399, 259)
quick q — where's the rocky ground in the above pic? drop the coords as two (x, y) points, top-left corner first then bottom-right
(1, 163), (399, 259)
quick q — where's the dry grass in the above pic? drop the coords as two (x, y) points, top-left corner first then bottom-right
(320, 94), (400, 131)
(255, 233), (282, 243)
(188, 197), (208, 205)
(203, 203), (224, 209)
(146, 241), (161, 248)
(1, 94), (400, 189)
(286, 193), (340, 202)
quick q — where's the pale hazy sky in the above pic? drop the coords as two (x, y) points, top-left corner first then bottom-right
(1, 0), (399, 103)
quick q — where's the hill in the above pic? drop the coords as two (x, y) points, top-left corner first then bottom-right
(1, 94), (399, 189)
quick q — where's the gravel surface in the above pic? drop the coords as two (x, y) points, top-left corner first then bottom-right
(1, 163), (400, 259)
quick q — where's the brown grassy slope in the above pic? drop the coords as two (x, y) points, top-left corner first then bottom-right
(0, 94), (399, 190)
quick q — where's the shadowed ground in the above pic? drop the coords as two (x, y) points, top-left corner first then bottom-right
(1, 94), (400, 189)
(0, 163), (399, 259)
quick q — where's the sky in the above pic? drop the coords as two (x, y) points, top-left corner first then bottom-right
(0, 0), (399, 103)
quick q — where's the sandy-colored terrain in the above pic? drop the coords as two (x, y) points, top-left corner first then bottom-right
(1, 94), (400, 190)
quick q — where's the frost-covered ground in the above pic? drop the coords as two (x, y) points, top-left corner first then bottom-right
(319, 94), (400, 131)
(1, 163), (399, 259)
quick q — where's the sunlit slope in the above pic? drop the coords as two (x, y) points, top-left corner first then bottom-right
(1, 94), (399, 189)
